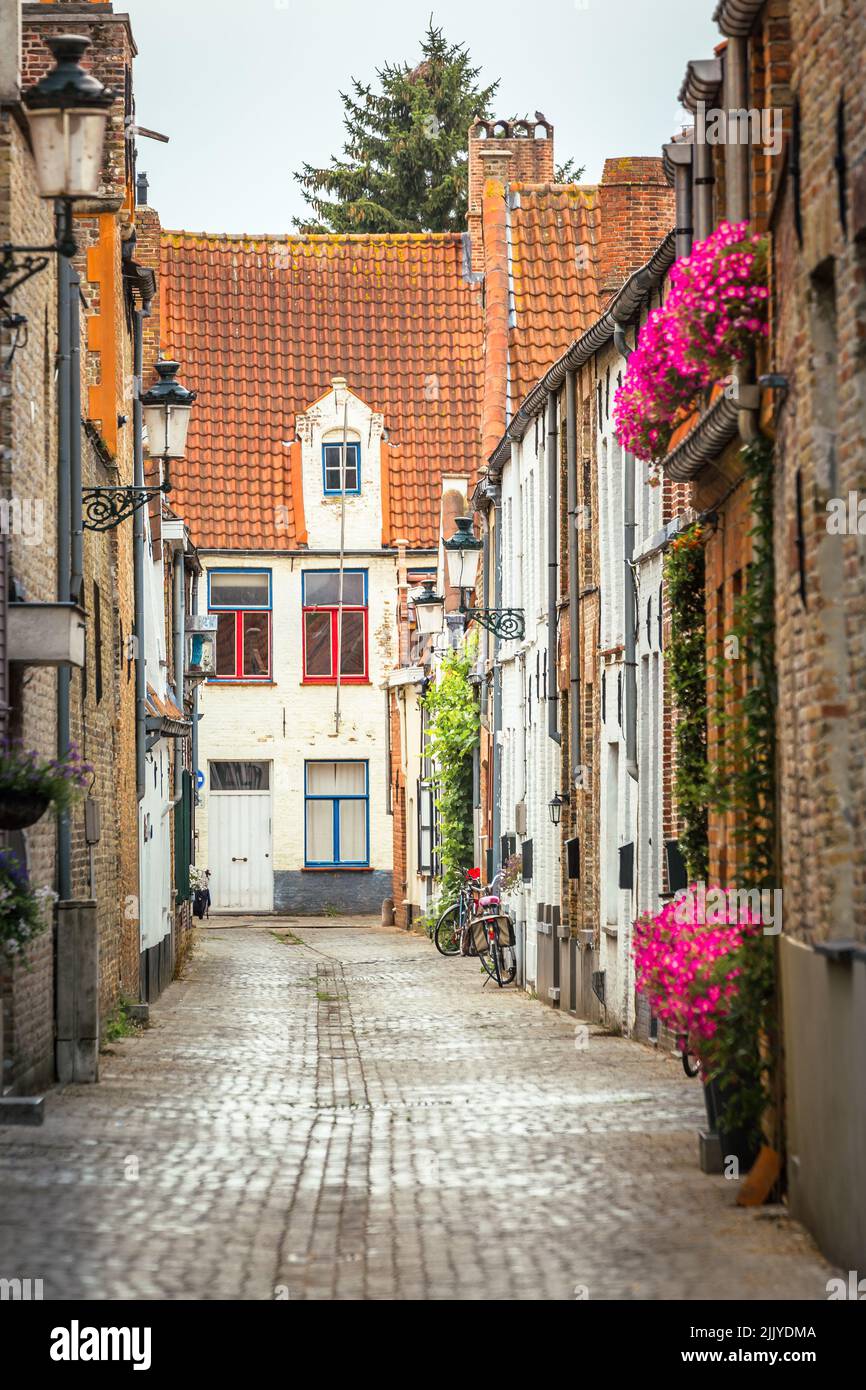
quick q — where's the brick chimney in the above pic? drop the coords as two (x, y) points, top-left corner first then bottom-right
(467, 115), (555, 274)
(598, 157), (675, 299)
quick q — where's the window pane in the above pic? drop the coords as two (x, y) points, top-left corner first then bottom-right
(210, 761), (270, 791)
(303, 572), (340, 605)
(303, 571), (365, 606)
(242, 613), (269, 676)
(339, 799), (367, 862)
(215, 612), (236, 675)
(306, 799), (334, 862)
(304, 610), (332, 676)
(339, 610), (366, 676)
(210, 571), (270, 608)
(323, 443), (359, 491)
(307, 761), (366, 795)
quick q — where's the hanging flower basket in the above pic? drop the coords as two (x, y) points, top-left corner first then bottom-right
(0, 847), (56, 964)
(613, 221), (770, 463)
(0, 789), (51, 830)
(0, 740), (92, 824)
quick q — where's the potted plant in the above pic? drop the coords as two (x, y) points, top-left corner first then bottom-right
(633, 887), (764, 1167)
(613, 220), (769, 463)
(0, 847), (56, 965)
(0, 740), (93, 830)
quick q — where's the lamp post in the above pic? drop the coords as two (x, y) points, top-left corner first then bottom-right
(1, 35), (116, 304)
(82, 358), (197, 531)
(443, 516), (525, 641)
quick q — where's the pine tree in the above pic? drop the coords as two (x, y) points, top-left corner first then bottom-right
(292, 23), (498, 234)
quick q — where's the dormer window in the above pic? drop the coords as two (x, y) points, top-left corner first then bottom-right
(322, 440), (360, 495)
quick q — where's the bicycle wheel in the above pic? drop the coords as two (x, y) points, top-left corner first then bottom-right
(434, 902), (462, 956)
(478, 933), (517, 987)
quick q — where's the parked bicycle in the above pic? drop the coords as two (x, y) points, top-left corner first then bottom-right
(676, 1031), (701, 1077)
(433, 867), (480, 956)
(471, 884), (517, 988)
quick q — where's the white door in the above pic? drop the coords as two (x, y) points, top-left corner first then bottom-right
(209, 784), (273, 912)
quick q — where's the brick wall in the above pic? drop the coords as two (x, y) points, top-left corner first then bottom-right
(598, 158), (675, 299)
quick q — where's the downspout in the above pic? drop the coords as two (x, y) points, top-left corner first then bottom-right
(172, 545), (185, 797)
(69, 267), (83, 605)
(57, 256), (72, 899)
(491, 481), (504, 872)
(565, 370), (580, 788)
(546, 392), (560, 745)
(615, 325), (639, 783)
(725, 37), (750, 223)
(693, 103), (714, 242)
(133, 303), (146, 803)
(664, 142), (694, 262)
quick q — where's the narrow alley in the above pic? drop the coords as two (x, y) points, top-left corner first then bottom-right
(0, 922), (832, 1302)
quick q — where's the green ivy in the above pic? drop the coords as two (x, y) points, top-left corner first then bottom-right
(665, 523), (709, 881)
(422, 642), (479, 906)
(705, 435), (778, 1149)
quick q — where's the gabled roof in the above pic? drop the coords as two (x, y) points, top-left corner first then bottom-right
(159, 231), (485, 550)
(508, 184), (603, 406)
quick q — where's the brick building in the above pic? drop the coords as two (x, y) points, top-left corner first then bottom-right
(1, 0), (198, 1098)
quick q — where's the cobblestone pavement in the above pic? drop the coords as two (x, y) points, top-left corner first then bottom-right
(0, 921), (835, 1300)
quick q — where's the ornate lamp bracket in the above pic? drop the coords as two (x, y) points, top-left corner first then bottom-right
(461, 605), (525, 641)
(82, 482), (170, 532)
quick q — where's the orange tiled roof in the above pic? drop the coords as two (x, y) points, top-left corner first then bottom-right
(508, 184), (603, 407)
(159, 231), (485, 551)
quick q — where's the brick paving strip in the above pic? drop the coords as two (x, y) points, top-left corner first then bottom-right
(0, 921), (835, 1300)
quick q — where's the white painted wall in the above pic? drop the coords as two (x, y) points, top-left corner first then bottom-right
(497, 424), (560, 990)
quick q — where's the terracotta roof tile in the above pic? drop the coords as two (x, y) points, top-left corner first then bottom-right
(159, 232), (485, 551)
(508, 184), (604, 406)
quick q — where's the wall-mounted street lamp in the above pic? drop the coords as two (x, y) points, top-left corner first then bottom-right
(411, 579), (446, 636)
(548, 791), (570, 826)
(443, 516), (525, 641)
(1, 35), (116, 306)
(82, 358), (197, 531)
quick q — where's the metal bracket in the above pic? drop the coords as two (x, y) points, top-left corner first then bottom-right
(462, 605), (525, 641)
(82, 483), (170, 531)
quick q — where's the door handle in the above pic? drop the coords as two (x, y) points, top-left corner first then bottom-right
(232, 856), (248, 863)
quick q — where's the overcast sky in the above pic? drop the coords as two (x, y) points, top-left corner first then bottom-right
(122, 0), (719, 235)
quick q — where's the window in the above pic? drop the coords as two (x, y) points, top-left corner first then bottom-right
(208, 570), (271, 680)
(305, 761), (369, 866)
(322, 441), (360, 494)
(210, 761), (270, 791)
(302, 569), (368, 682)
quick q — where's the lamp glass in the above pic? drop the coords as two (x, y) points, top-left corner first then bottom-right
(414, 595), (445, 635)
(26, 107), (110, 199)
(143, 402), (192, 460)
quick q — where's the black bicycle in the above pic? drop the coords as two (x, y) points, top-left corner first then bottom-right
(677, 1031), (701, 1077)
(472, 878), (517, 987)
(433, 869), (480, 956)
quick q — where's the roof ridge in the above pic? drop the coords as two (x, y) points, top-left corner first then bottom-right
(160, 229), (466, 246)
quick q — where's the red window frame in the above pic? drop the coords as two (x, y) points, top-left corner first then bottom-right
(209, 611), (271, 681)
(302, 571), (368, 684)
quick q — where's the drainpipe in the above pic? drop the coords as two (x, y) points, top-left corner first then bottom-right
(623, 446), (638, 784)
(614, 325), (639, 783)
(491, 480), (504, 872)
(133, 305), (146, 803)
(546, 392), (560, 746)
(565, 370), (580, 787)
(664, 142), (694, 261)
(172, 545), (185, 796)
(725, 37), (750, 223)
(57, 256), (72, 899)
(693, 103), (714, 242)
(69, 267), (83, 606)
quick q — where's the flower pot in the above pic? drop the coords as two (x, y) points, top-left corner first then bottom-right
(703, 1075), (760, 1171)
(0, 790), (50, 830)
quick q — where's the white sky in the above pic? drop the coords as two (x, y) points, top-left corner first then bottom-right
(121, 0), (719, 235)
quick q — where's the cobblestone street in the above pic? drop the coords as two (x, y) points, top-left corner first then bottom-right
(0, 922), (834, 1301)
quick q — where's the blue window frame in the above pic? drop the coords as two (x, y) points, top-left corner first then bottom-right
(304, 760), (369, 867)
(207, 569), (272, 680)
(322, 441), (361, 495)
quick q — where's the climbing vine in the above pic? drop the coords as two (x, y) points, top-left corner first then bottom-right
(705, 434), (778, 1148)
(665, 523), (709, 881)
(422, 641), (479, 907)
